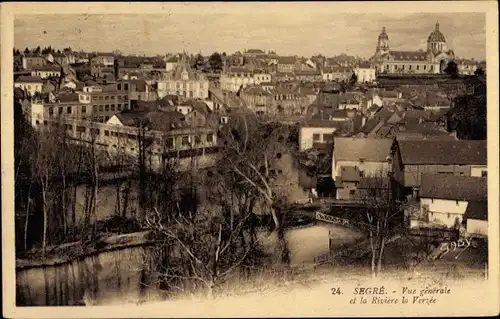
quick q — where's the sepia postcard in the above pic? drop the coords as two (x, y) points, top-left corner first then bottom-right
(1, 1), (499, 318)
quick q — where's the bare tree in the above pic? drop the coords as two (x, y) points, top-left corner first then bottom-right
(142, 201), (260, 299)
(354, 173), (401, 277)
(217, 115), (300, 265)
(32, 129), (59, 255)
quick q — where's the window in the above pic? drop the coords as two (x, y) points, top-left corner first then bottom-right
(206, 133), (214, 143)
(455, 200), (459, 205)
(323, 134), (333, 142)
(416, 65), (420, 70)
(43, 120), (48, 126)
(124, 83), (129, 90)
(59, 107), (63, 114)
(359, 170), (365, 177)
(117, 84), (122, 90)
(49, 107), (54, 116)
(93, 128), (100, 135)
(423, 65), (426, 70)
(181, 136), (190, 145)
(67, 106), (72, 114)
(313, 133), (320, 141)
(111, 105), (115, 112)
(481, 171), (487, 177)
(117, 104), (122, 111)
(195, 135), (202, 145)
(82, 105), (86, 113)
(166, 137), (174, 148)
(35, 120), (40, 125)
(76, 126), (86, 133)
(105, 105), (110, 112)
(349, 190), (356, 196)
(104, 130), (110, 136)
(105, 96), (109, 100)
(99, 96), (103, 100)
(105, 116), (110, 121)
(65, 124), (72, 131)
(447, 213), (451, 218)
(99, 105), (104, 112)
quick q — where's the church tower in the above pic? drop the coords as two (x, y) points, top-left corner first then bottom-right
(427, 21), (447, 54)
(376, 26), (390, 55)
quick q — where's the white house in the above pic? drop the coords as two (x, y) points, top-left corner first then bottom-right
(298, 119), (343, 151)
(14, 76), (44, 96)
(464, 201), (487, 237)
(418, 174), (487, 230)
(331, 137), (393, 182)
(354, 62), (376, 83)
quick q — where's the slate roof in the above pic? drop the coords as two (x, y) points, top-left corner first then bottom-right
(115, 110), (188, 130)
(333, 137), (393, 162)
(397, 140), (486, 165)
(57, 92), (79, 102)
(464, 201), (488, 221)
(360, 118), (384, 135)
(419, 174), (487, 202)
(15, 76), (43, 83)
(388, 50), (428, 61)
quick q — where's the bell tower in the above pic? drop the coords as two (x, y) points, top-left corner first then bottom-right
(376, 26), (390, 55)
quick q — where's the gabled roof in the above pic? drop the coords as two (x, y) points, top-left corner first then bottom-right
(397, 140), (486, 165)
(56, 92), (79, 102)
(389, 50), (428, 61)
(333, 137), (393, 162)
(464, 201), (488, 221)
(115, 110), (188, 131)
(420, 174), (487, 202)
(15, 76), (43, 83)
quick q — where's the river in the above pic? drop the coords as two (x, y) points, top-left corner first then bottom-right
(16, 224), (363, 306)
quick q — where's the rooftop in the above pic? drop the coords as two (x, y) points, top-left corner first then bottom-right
(464, 201), (488, 221)
(397, 140), (486, 165)
(420, 174), (486, 202)
(15, 76), (43, 83)
(333, 137), (393, 162)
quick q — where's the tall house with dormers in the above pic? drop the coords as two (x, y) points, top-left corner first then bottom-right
(157, 55), (209, 99)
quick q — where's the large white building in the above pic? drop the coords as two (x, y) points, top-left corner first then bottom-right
(157, 56), (209, 99)
(219, 67), (272, 93)
(371, 23), (456, 74)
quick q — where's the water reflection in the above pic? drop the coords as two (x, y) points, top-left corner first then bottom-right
(17, 225), (352, 306)
(16, 246), (162, 306)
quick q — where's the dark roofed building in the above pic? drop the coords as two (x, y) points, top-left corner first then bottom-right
(420, 174), (487, 202)
(392, 140), (487, 199)
(332, 137), (393, 181)
(464, 201), (488, 237)
(395, 140), (486, 165)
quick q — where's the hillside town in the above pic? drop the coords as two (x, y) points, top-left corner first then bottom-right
(14, 21), (488, 306)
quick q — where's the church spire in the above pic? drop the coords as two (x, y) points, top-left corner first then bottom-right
(435, 21), (439, 31)
(382, 26), (386, 33)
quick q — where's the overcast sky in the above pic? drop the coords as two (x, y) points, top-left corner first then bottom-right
(14, 7), (486, 60)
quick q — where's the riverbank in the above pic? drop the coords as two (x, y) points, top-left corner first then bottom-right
(16, 231), (153, 270)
